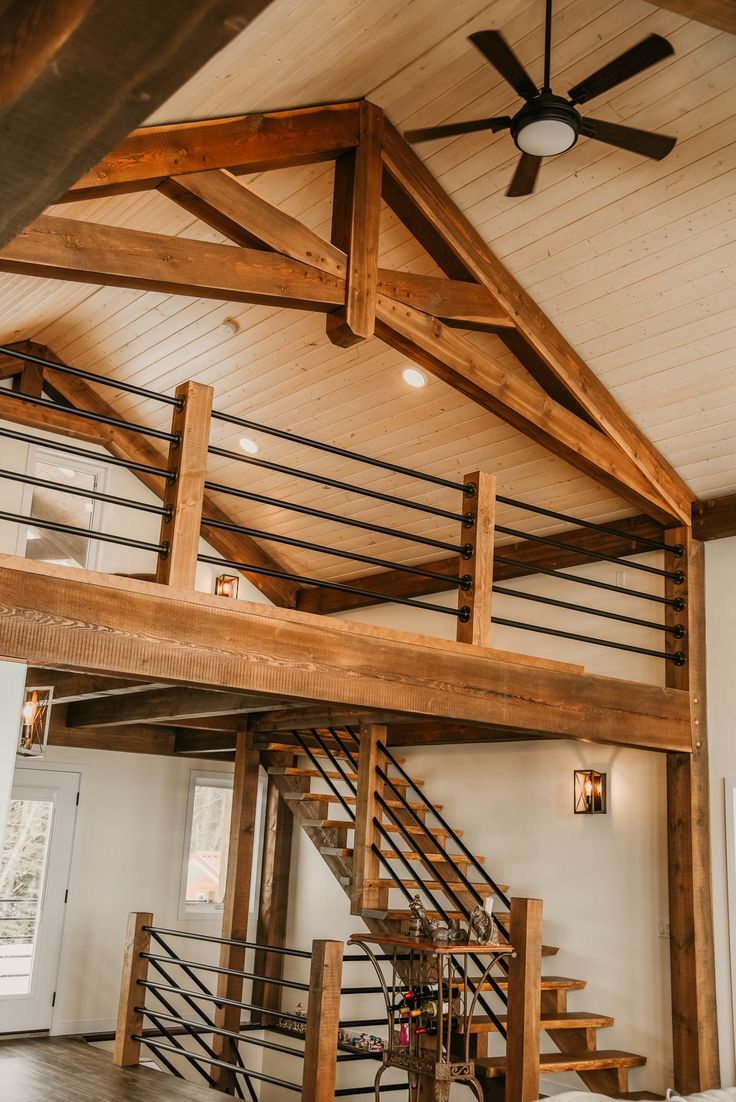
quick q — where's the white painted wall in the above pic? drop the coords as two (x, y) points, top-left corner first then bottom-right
(0, 660), (29, 857)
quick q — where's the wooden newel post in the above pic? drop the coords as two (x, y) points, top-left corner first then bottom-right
(113, 910), (153, 1068)
(505, 897), (543, 1102)
(156, 379), (213, 589)
(351, 722), (387, 916)
(457, 470), (496, 647)
(303, 939), (344, 1102)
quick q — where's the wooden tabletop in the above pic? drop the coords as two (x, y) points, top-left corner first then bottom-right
(349, 932), (514, 955)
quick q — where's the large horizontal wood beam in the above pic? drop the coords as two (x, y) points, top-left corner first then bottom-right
(65, 103), (362, 202)
(48, 708), (235, 758)
(0, 554), (692, 751)
(26, 667), (165, 703)
(380, 121), (694, 524)
(297, 514), (666, 616)
(692, 492), (736, 541)
(0, 0), (274, 247)
(647, 2), (736, 34)
(66, 685), (293, 728)
(375, 296), (681, 524)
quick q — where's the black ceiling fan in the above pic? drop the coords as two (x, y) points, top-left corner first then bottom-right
(404, 0), (677, 196)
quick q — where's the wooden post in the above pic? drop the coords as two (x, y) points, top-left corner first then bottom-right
(505, 897), (543, 1102)
(303, 939), (344, 1102)
(326, 100), (384, 347)
(457, 470), (496, 647)
(351, 722), (387, 916)
(212, 733), (261, 1091)
(251, 770), (294, 1021)
(113, 910), (153, 1067)
(665, 528), (720, 1092)
(156, 379), (213, 589)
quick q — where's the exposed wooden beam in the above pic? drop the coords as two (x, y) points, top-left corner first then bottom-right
(0, 0), (275, 248)
(48, 708), (178, 756)
(380, 120), (694, 524)
(251, 761), (294, 1019)
(0, 554), (692, 751)
(647, 1), (736, 34)
(26, 668), (163, 702)
(0, 217), (346, 311)
(692, 492), (736, 541)
(0, 343), (298, 607)
(173, 731), (237, 755)
(296, 515), (665, 616)
(375, 297), (681, 524)
(65, 103), (362, 202)
(66, 685), (291, 728)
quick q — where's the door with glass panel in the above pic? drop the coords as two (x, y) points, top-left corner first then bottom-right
(0, 768), (79, 1033)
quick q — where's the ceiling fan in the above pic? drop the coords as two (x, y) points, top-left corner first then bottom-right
(404, 0), (677, 196)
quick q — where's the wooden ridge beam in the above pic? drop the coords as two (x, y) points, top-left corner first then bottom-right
(0, 554), (692, 751)
(65, 102), (362, 202)
(380, 120), (694, 524)
(0, 0), (275, 248)
(0, 216), (346, 311)
(375, 296), (680, 524)
(296, 515), (665, 616)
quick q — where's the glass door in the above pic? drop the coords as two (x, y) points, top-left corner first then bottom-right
(0, 768), (79, 1033)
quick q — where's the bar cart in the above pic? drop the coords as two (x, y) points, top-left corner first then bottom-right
(348, 932), (515, 1101)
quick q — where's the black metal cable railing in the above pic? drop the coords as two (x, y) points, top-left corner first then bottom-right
(494, 522), (683, 581)
(0, 510), (169, 558)
(0, 424), (175, 481)
(0, 387), (178, 443)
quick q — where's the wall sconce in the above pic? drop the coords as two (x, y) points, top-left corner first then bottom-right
(17, 685), (54, 758)
(574, 769), (607, 815)
(215, 574), (239, 599)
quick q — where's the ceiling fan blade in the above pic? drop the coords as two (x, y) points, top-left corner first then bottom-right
(469, 30), (538, 101)
(506, 153), (542, 196)
(404, 117), (511, 143)
(568, 33), (674, 105)
(581, 117), (676, 160)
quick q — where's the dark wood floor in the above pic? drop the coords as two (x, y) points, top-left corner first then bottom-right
(0, 1036), (213, 1101)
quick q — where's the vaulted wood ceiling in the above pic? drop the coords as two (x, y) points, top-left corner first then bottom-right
(0, 0), (733, 585)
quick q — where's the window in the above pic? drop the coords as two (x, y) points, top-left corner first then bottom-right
(18, 447), (104, 569)
(179, 773), (234, 918)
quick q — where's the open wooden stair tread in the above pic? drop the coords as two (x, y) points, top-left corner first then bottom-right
(374, 849), (483, 864)
(366, 878), (500, 895)
(476, 1050), (646, 1078)
(462, 1011), (614, 1034)
(315, 819), (459, 839)
(292, 793), (436, 812)
(263, 741), (407, 764)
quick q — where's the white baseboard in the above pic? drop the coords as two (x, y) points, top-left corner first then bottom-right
(50, 1017), (116, 1036)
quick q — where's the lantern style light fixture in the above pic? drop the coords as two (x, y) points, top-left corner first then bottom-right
(574, 769), (607, 815)
(17, 685), (54, 758)
(215, 574), (239, 599)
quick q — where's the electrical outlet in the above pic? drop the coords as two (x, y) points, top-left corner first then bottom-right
(658, 920), (670, 939)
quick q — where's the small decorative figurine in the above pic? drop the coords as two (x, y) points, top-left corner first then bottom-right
(408, 894), (425, 938)
(469, 903), (494, 944)
(447, 917), (468, 943)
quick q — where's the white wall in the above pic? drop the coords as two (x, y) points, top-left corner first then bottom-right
(0, 660), (28, 855)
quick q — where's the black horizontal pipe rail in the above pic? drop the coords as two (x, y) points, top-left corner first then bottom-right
(0, 467), (171, 518)
(201, 515), (471, 589)
(0, 510), (168, 557)
(198, 554), (470, 620)
(311, 728), (359, 795)
(204, 481), (471, 557)
(145, 952), (227, 1031)
(496, 493), (683, 556)
(134, 1037), (301, 1092)
(494, 552), (685, 610)
(139, 1006), (218, 1090)
(0, 425), (174, 481)
(0, 387), (178, 443)
(326, 726), (360, 774)
(293, 731), (355, 820)
(495, 523), (683, 582)
(141, 951), (309, 991)
(493, 583), (685, 637)
(136, 1007), (307, 1059)
(493, 615), (686, 663)
(144, 925), (312, 959)
(211, 409), (470, 495)
(0, 345), (182, 408)
(140, 978), (308, 1023)
(209, 444), (470, 525)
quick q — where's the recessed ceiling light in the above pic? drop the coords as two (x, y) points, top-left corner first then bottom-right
(239, 436), (260, 455)
(402, 367), (426, 389)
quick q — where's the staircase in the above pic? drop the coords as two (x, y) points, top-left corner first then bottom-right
(259, 727), (648, 1099)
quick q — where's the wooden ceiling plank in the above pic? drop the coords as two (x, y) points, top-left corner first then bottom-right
(65, 103), (362, 202)
(0, 216), (346, 312)
(375, 295), (681, 524)
(647, 2), (736, 34)
(380, 120), (695, 525)
(0, 0), (276, 248)
(0, 554), (690, 752)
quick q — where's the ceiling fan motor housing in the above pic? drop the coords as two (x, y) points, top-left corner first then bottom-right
(511, 93), (582, 156)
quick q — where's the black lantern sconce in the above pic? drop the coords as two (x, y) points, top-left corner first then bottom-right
(17, 685), (54, 758)
(574, 769), (607, 815)
(215, 574), (239, 599)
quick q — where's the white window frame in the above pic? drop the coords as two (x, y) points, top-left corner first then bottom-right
(178, 771), (235, 921)
(16, 444), (106, 570)
(725, 776), (736, 1067)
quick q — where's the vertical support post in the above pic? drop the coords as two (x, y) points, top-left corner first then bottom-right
(251, 768), (294, 1022)
(303, 939), (344, 1102)
(505, 897), (542, 1102)
(211, 733), (261, 1092)
(326, 100), (384, 347)
(665, 527), (720, 1093)
(12, 357), (44, 397)
(156, 379), (213, 589)
(351, 722), (387, 916)
(457, 470), (496, 647)
(113, 910), (153, 1068)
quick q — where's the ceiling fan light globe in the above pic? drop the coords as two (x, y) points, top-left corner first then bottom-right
(516, 118), (577, 156)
